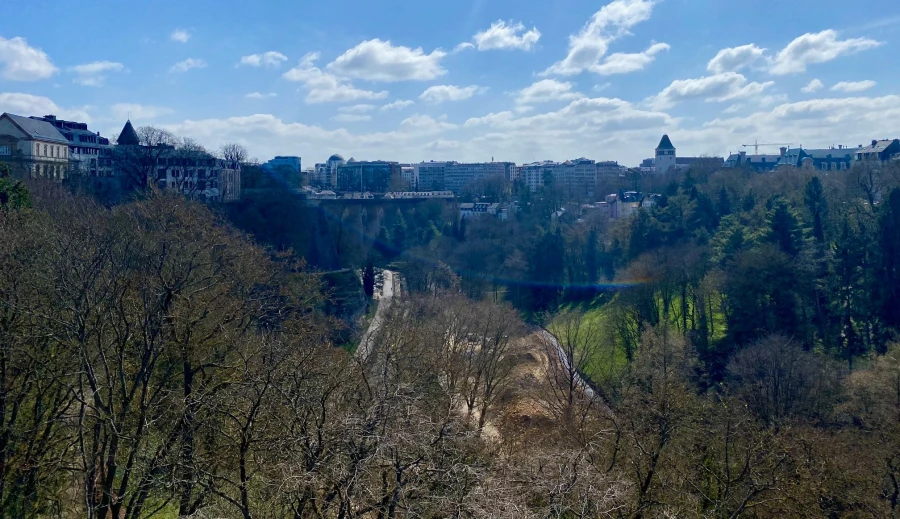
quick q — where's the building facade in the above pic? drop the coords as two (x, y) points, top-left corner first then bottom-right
(442, 161), (515, 194)
(855, 139), (900, 163)
(0, 113), (70, 179)
(336, 160), (400, 193)
(263, 155), (301, 173)
(31, 115), (114, 177)
(414, 161), (450, 191)
(725, 151), (780, 172)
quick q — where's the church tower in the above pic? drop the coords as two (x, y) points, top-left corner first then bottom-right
(655, 134), (676, 174)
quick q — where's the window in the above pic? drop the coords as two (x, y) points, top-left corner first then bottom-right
(0, 145), (10, 156)
(43, 144), (47, 156)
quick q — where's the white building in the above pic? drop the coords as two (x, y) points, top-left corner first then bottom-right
(0, 112), (71, 179)
(520, 158), (601, 195)
(655, 134), (676, 175)
(443, 161), (515, 193)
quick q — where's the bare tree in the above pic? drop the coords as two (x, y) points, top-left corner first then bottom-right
(220, 143), (248, 167)
(541, 309), (613, 427)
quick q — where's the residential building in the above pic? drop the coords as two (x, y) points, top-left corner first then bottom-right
(336, 159), (400, 193)
(597, 160), (624, 179)
(520, 158), (599, 195)
(521, 160), (559, 192)
(855, 139), (900, 163)
(114, 120), (241, 202)
(777, 146), (854, 171)
(0, 112), (70, 179)
(655, 134), (676, 174)
(725, 151), (780, 172)
(31, 114), (114, 176)
(414, 161), (450, 191)
(443, 161), (515, 194)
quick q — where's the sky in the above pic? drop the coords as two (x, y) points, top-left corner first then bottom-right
(1, 0), (899, 167)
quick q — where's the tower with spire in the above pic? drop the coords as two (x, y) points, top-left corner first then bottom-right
(655, 134), (676, 175)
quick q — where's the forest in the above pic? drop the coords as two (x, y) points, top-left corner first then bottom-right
(2, 156), (900, 517)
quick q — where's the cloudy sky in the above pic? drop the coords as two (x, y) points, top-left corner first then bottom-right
(1, 0), (898, 166)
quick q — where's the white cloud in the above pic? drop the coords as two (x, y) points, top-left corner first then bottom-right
(326, 39), (447, 82)
(245, 92), (277, 99)
(332, 114), (372, 123)
(723, 104), (743, 114)
(592, 42), (669, 75)
(543, 0), (658, 76)
(769, 30), (881, 75)
(111, 103), (173, 121)
(687, 95), (900, 158)
(238, 51), (288, 68)
(338, 104), (376, 113)
(419, 85), (487, 104)
(471, 20), (541, 51)
(283, 52), (389, 103)
(399, 114), (458, 134)
(70, 61), (125, 87)
(0, 92), (90, 122)
(650, 72), (774, 109)
(0, 36), (58, 81)
(516, 79), (584, 105)
(381, 100), (414, 111)
(831, 80), (876, 92)
(453, 42), (476, 53)
(170, 58), (207, 73)
(801, 79), (824, 93)
(170, 29), (191, 43)
(706, 44), (765, 73)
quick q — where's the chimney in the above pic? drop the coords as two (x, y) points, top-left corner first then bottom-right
(873, 140), (878, 147)
(780, 147), (787, 157)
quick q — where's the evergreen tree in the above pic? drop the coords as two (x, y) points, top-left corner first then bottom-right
(877, 188), (900, 330)
(363, 257), (375, 299)
(767, 198), (803, 256)
(804, 176), (828, 243)
(716, 187), (731, 219)
(459, 215), (467, 240)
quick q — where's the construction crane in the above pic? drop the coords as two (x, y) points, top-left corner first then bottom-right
(741, 140), (793, 154)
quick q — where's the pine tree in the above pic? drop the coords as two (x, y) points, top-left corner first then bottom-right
(585, 228), (598, 285)
(767, 198), (803, 256)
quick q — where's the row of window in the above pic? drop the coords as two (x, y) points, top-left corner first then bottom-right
(0, 145), (10, 156)
(34, 143), (67, 159)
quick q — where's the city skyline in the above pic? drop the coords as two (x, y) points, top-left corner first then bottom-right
(1, 0), (898, 165)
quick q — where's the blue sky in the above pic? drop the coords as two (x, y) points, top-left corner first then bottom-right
(1, 0), (898, 166)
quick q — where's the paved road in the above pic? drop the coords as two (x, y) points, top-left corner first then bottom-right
(357, 270), (396, 361)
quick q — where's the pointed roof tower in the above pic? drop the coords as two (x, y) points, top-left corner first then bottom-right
(656, 134), (675, 151)
(117, 120), (140, 146)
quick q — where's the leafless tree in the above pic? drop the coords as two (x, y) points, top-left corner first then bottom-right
(220, 143), (248, 170)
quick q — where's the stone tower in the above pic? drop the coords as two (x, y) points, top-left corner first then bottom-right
(655, 134), (676, 174)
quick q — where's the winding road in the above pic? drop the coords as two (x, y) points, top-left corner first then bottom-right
(357, 270), (397, 361)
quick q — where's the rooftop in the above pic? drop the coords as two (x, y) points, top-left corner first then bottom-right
(2, 113), (69, 144)
(117, 120), (140, 146)
(656, 134), (675, 150)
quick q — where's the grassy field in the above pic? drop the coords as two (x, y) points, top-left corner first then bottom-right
(550, 289), (728, 383)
